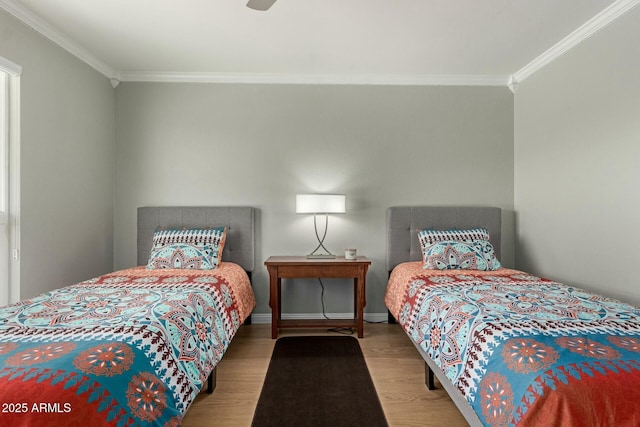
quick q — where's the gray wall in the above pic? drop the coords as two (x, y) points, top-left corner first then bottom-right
(115, 83), (514, 316)
(514, 8), (640, 304)
(0, 10), (115, 299)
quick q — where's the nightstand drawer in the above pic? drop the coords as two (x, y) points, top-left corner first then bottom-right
(276, 264), (366, 278)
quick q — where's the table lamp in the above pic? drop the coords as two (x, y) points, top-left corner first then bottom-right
(296, 194), (346, 258)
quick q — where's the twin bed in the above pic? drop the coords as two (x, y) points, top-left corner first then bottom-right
(384, 206), (640, 426)
(0, 206), (256, 426)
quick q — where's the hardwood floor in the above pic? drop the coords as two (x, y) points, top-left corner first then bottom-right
(182, 323), (469, 427)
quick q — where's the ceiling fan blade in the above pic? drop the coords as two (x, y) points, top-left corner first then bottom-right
(246, 0), (277, 11)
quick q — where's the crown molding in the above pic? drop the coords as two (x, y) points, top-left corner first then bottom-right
(0, 55), (22, 76)
(507, 75), (519, 93)
(119, 71), (510, 87)
(513, 0), (640, 83)
(0, 0), (120, 81)
(3, 0), (638, 89)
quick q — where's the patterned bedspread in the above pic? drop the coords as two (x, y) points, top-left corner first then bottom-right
(386, 262), (640, 426)
(0, 262), (255, 426)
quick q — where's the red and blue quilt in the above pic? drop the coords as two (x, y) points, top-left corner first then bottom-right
(0, 263), (255, 426)
(386, 263), (640, 426)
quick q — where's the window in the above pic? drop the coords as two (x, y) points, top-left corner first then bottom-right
(0, 56), (21, 306)
(1, 71), (6, 213)
(1, 69), (8, 306)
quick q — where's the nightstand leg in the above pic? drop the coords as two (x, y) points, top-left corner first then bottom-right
(277, 279), (282, 325)
(267, 266), (279, 339)
(356, 275), (365, 338)
(353, 278), (358, 320)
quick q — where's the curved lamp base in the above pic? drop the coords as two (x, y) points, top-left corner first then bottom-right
(306, 214), (336, 258)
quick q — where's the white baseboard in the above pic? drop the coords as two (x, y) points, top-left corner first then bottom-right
(249, 312), (389, 324)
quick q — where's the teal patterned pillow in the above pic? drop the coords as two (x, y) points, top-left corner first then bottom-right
(422, 240), (501, 271)
(146, 227), (226, 270)
(417, 228), (491, 247)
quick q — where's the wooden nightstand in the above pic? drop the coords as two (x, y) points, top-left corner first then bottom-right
(264, 256), (371, 338)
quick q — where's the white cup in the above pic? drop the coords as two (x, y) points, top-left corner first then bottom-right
(345, 248), (357, 260)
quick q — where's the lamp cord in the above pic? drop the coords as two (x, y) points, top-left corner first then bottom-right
(318, 278), (355, 335)
(318, 278), (330, 320)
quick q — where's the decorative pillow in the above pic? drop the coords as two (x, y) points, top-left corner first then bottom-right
(146, 227), (226, 270)
(417, 228), (491, 248)
(422, 240), (501, 271)
(417, 228), (492, 264)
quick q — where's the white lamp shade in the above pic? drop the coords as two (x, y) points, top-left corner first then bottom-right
(296, 194), (346, 214)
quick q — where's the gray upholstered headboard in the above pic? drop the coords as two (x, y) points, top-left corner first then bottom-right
(386, 206), (501, 272)
(137, 206), (256, 272)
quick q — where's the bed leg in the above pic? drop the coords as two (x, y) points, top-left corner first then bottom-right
(207, 368), (217, 393)
(387, 310), (397, 324)
(244, 271), (253, 325)
(425, 363), (435, 390)
(386, 271), (397, 324)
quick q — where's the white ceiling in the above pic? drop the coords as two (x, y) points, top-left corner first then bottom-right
(1, 0), (638, 87)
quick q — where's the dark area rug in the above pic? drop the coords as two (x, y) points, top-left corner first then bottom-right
(251, 336), (388, 427)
